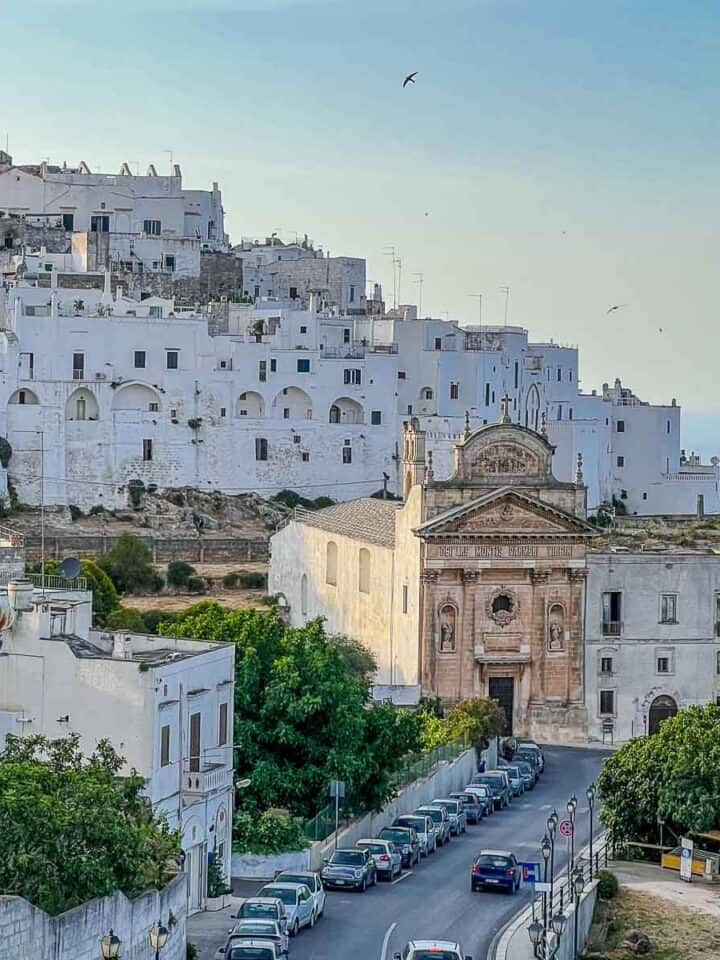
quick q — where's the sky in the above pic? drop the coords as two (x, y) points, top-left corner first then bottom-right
(1, 0), (718, 454)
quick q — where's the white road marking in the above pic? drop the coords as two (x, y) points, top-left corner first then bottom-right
(391, 870), (413, 885)
(380, 921), (398, 960)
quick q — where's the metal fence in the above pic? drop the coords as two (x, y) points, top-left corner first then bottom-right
(27, 573), (88, 590)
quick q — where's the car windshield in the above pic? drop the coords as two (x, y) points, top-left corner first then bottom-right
(233, 923), (276, 936)
(380, 829), (410, 843)
(473, 777), (499, 790)
(514, 753), (538, 765)
(411, 952), (460, 960)
(435, 801), (458, 812)
(330, 851), (364, 865)
(240, 904), (277, 920)
(515, 762), (532, 773)
(276, 874), (312, 888)
(398, 817), (426, 832)
(418, 808), (443, 822)
(229, 950), (275, 960)
(476, 854), (512, 868)
(261, 888), (296, 905)
(468, 786), (490, 796)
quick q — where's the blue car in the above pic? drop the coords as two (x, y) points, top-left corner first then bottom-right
(471, 849), (521, 894)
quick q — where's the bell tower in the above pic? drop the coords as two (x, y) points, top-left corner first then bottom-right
(402, 417), (427, 498)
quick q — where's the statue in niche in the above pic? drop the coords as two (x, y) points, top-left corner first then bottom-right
(439, 605), (456, 653)
(548, 605), (565, 652)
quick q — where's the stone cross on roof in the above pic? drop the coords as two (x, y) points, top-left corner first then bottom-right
(500, 394), (512, 424)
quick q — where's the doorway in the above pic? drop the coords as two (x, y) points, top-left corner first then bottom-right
(489, 676), (514, 735)
(186, 843), (205, 913)
(648, 695), (677, 735)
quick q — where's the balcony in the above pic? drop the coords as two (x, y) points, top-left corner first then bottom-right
(182, 763), (234, 796)
(602, 621), (622, 637)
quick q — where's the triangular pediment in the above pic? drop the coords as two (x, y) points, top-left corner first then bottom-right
(416, 488), (598, 538)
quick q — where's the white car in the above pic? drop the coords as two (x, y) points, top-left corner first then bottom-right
(393, 940), (472, 960)
(274, 870), (326, 919)
(258, 882), (316, 937)
(215, 919), (288, 959)
(223, 939), (284, 960)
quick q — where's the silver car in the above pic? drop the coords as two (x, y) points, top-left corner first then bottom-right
(258, 883), (315, 937)
(356, 838), (402, 880)
(215, 919), (288, 959)
(431, 798), (467, 834)
(225, 940), (284, 960)
(274, 870), (326, 919)
(416, 805), (451, 845)
(393, 814), (437, 856)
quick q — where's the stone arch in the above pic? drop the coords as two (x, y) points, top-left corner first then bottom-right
(547, 602), (565, 652)
(236, 390), (265, 418)
(272, 386), (312, 421)
(8, 388), (39, 405)
(111, 382), (162, 412)
(65, 387), (99, 421)
(326, 540), (338, 586)
(648, 694), (678, 735)
(524, 384), (540, 431)
(328, 396), (363, 424)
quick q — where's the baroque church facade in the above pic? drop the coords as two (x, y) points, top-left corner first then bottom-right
(270, 401), (598, 741)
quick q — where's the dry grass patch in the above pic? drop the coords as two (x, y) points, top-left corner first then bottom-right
(602, 889), (720, 960)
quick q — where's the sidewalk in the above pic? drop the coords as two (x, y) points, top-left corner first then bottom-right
(608, 858), (720, 919)
(187, 882), (262, 960)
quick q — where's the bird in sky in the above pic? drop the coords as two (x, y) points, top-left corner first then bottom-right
(403, 71), (418, 88)
(606, 304), (627, 314)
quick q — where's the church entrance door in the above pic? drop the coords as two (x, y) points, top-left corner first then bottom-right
(489, 676), (514, 735)
(648, 695), (677, 735)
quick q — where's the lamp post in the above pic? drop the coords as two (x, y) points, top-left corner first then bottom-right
(567, 795), (577, 879)
(528, 912), (567, 960)
(149, 920), (169, 960)
(546, 810), (558, 913)
(541, 833), (552, 929)
(99, 929), (122, 959)
(572, 868), (585, 960)
(586, 783), (596, 878)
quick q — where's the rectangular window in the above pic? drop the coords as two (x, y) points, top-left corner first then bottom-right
(148, 402), (159, 413)
(398, 371), (406, 380)
(90, 215), (109, 232)
(149, 305), (162, 319)
(143, 219), (161, 236)
(371, 410), (382, 425)
(617, 420), (625, 433)
(343, 328), (351, 344)
(600, 657), (613, 675)
(349, 285), (355, 303)
(602, 592), (622, 635)
(402, 584), (408, 614)
(557, 406), (562, 420)
(660, 594), (677, 624)
(514, 360), (519, 389)
(342, 446), (352, 464)
(569, 370), (573, 381)
(142, 439), (153, 461)
(657, 656), (670, 674)
(160, 724), (170, 767)
(255, 437), (268, 461)
(258, 360), (267, 382)
(62, 212), (74, 231)
(484, 383), (490, 406)
(72, 352), (84, 380)
(450, 382), (459, 400)
(599, 690), (615, 715)
(290, 287), (298, 300)
(164, 255), (175, 273)
(218, 702), (228, 746)
(569, 407), (573, 420)
(344, 369), (362, 385)
(301, 451), (310, 462)
(666, 420), (671, 434)
(300, 325), (307, 333)
(283, 408), (290, 419)
(297, 358), (310, 373)
(617, 456), (624, 467)
(166, 350), (178, 370)
(434, 338), (442, 351)
(270, 358), (277, 373)
(189, 712), (201, 772)
(557, 367), (561, 381)
(134, 350), (146, 369)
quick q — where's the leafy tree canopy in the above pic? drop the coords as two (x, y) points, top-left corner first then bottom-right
(0, 735), (180, 915)
(105, 605), (148, 632)
(598, 704), (720, 844)
(99, 534), (158, 594)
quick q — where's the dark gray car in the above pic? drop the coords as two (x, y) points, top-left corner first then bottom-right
(378, 825), (421, 867)
(320, 847), (376, 891)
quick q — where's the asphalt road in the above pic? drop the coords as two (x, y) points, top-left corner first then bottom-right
(226, 745), (607, 960)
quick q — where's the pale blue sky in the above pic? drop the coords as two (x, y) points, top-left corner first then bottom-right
(1, 0), (718, 452)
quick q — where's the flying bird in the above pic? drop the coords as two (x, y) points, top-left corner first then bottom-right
(403, 71), (418, 88)
(606, 304), (627, 314)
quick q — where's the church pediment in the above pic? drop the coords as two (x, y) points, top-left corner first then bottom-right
(451, 423), (555, 483)
(417, 489), (598, 539)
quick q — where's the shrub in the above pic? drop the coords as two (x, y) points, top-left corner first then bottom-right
(105, 606), (147, 632)
(127, 479), (145, 509)
(222, 571), (240, 588)
(166, 560), (197, 588)
(88, 505), (106, 516)
(151, 573), (165, 592)
(0, 436), (12, 469)
(141, 610), (179, 635)
(206, 856), (230, 898)
(186, 944), (199, 960)
(68, 504), (84, 522)
(99, 534), (157, 594)
(167, 491), (186, 507)
(312, 496), (334, 509)
(238, 571), (266, 589)
(187, 576), (207, 594)
(596, 870), (619, 900)
(233, 810), (309, 855)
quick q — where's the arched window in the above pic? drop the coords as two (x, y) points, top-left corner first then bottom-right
(326, 541), (338, 586)
(300, 574), (308, 616)
(524, 385), (540, 432)
(358, 548), (371, 594)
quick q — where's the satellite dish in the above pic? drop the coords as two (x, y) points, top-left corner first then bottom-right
(59, 556), (81, 580)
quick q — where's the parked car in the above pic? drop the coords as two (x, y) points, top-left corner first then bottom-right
(378, 825), (421, 867)
(471, 849), (521, 894)
(431, 798), (467, 834)
(512, 750), (543, 777)
(471, 773), (511, 809)
(415, 805), (451, 845)
(233, 899), (287, 932)
(394, 814), (437, 856)
(257, 883), (316, 936)
(512, 759), (536, 790)
(224, 938), (284, 960)
(393, 940), (472, 960)
(274, 870), (326, 919)
(215, 920), (288, 960)
(320, 847), (377, 891)
(502, 736), (542, 760)
(503, 764), (525, 797)
(449, 791), (482, 824)
(462, 784), (494, 817)
(356, 838), (402, 880)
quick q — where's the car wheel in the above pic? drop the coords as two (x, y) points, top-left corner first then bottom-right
(359, 878), (366, 893)
(292, 919), (300, 937)
(309, 910), (316, 928)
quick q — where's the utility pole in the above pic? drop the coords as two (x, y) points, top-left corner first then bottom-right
(382, 246), (400, 309)
(499, 285), (510, 326)
(39, 430), (45, 597)
(413, 273), (424, 318)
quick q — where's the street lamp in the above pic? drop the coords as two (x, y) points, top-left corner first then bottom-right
(546, 812), (557, 917)
(586, 783), (596, 878)
(149, 920), (169, 960)
(541, 834), (552, 928)
(572, 868), (585, 960)
(551, 913), (567, 938)
(99, 929), (122, 959)
(528, 911), (567, 960)
(567, 795), (577, 876)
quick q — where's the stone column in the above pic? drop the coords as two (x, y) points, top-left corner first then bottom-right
(420, 569), (440, 692)
(461, 570), (480, 700)
(529, 569), (549, 704)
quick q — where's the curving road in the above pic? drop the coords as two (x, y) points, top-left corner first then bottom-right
(224, 746), (607, 960)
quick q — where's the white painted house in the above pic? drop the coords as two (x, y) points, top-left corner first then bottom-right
(0, 555), (235, 913)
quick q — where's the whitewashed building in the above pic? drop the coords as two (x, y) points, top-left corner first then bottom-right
(0, 546), (235, 913)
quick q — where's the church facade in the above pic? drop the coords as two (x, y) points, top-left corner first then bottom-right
(270, 404), (598, 740)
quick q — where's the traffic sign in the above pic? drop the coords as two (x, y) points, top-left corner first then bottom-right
(520, 861), (541, 883)
(533, 881), (551, 893)
(558, 818), (574, 838)
(680, 838), (694, 882)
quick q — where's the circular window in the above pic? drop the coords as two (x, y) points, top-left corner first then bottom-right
(487, 589), (519, 627)
(492, 594), (512, 614)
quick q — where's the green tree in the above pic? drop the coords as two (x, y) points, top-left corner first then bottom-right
(99, 534), (158, 594)
(105, 606), (147, 632)
(354, 703), (424, 811)
(0, 735), (180, 915)
(166, 560), (196, 588)
(442, 698), (505, 752)
(598, 704), (720, 844)
(329, 634), (377, 683)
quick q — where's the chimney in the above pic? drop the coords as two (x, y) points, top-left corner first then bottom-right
(112, 634), (133, 659)
(8, 579), (33, 613)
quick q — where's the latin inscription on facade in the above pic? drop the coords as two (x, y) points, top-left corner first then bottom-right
(428, 542), (576, 560)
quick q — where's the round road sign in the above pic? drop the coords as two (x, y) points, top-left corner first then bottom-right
(558, 818), (574, 838)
